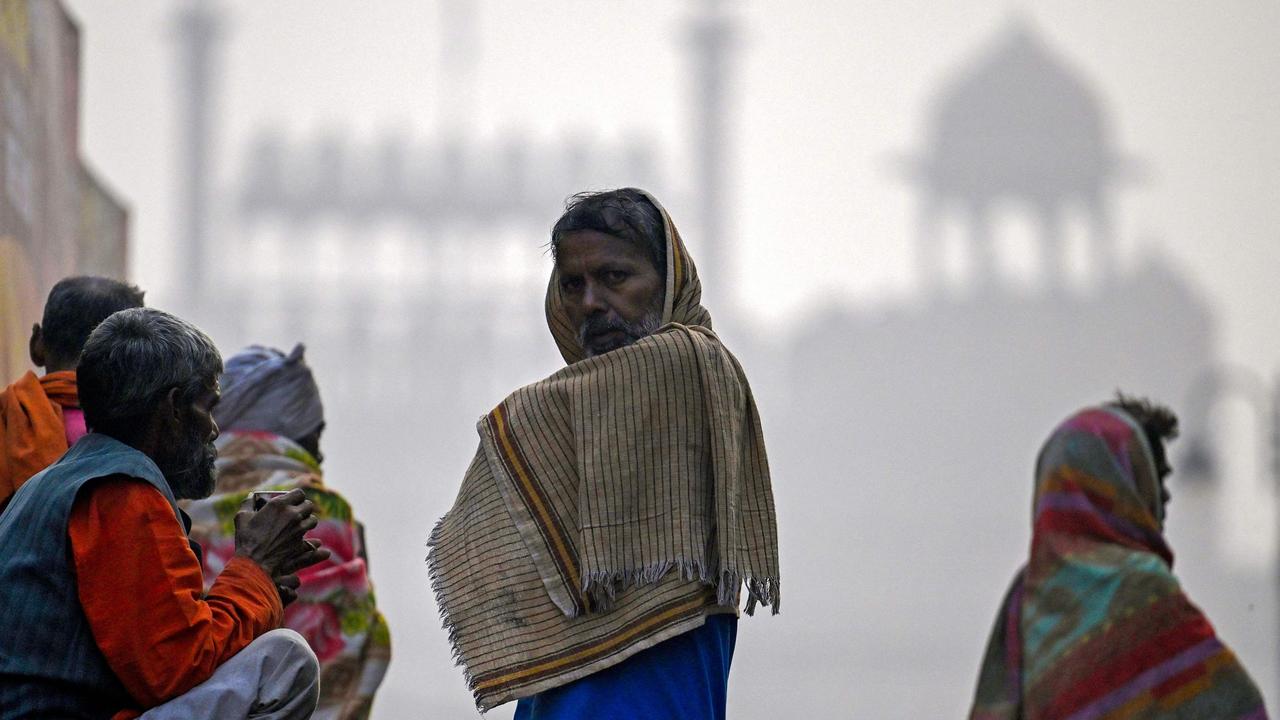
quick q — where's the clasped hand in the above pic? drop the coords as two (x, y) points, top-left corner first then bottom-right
(233, 488), (331, 606)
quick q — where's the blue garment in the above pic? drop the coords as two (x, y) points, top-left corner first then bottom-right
(0, 433), (178, 719)
(514, 613), (738, 720)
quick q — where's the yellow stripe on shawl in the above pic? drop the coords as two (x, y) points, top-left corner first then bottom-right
(1042, 466), (1161, 534)
(1153, 650), (1236, 711)
(473, 594), (710, 692)
(492, 402), (583, 595)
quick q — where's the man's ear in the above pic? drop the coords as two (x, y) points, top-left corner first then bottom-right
(28, 323), (46, 368)
(165, 387), (182, 422)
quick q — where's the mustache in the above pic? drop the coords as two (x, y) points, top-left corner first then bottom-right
(578, 313), (657, 342)
(578, 314), (639, 343)
(576, 310), (662, 357)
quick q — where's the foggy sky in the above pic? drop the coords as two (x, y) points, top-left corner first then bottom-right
(66, 0), (1280, 370)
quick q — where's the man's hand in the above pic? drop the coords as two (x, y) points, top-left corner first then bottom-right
(271, 538), (328, 606)
(275, 573), (301, 606)
(234, 489), (331, 603)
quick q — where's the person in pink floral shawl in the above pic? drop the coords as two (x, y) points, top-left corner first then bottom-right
(184, 344), (390, 720)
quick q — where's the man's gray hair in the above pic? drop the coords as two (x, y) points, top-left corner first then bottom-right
(550, 188), (666, 279)
(77, 308), (223, 438)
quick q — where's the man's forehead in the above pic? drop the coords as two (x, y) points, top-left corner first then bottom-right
(556, 230), (650, 269)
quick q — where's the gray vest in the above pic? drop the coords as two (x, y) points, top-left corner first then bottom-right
(0, 433), (181, 719)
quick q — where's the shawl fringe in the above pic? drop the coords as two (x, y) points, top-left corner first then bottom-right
(425, 517), (477, 697)
(582, 559), (779, 616)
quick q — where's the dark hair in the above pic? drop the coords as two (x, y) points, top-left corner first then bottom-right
(550, 188), (666, 278)
(41, 276), (145, 364)
(78, 308), (222, 441)
(1110, 392), (1179, 447)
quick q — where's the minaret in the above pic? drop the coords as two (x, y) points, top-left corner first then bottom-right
(688, 0), (737, 308)
(172, 0), (223, 310)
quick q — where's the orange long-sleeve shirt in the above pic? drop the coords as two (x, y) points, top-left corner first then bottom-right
(68, 477), (283, 718)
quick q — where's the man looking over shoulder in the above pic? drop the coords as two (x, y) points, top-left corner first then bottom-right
(429, 189), (781, 719)
(0, 308), (329, 720)
(0, 276), (145, 511)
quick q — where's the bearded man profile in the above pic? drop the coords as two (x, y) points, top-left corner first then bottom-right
(0, 308), (329, 720)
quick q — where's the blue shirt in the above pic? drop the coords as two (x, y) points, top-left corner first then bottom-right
(514, 613), (738, 720)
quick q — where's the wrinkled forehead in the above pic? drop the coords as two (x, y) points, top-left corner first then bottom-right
(554, 229), (659, 273)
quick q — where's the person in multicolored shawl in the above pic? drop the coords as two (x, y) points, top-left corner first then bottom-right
(969, 395), (1268, 720)
(183, 344), (391, 720)
(428, 188), (781, 718)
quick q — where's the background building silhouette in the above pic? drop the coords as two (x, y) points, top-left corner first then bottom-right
(906, 20), (1140, 295)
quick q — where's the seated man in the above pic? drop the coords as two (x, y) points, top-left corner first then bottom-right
(968, 395), (1267, 719)
(0, 276), (144, 510)
(0, 308), (329, 720)
(184, 343), (391, 718)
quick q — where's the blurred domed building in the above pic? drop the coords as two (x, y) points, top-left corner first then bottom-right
(907, 20), (1139, 293)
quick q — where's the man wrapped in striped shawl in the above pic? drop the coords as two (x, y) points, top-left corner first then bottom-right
(969, 398), (1267, 720)
(428, 188), (780, 716)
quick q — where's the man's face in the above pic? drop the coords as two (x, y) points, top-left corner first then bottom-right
(556, 230), (664, 358)
(1149, 435), (1173, 516)
(158, 380), (221, 500)
(296, 421), (325, 466)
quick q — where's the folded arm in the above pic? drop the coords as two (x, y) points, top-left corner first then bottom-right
(69, 477), (283, 707)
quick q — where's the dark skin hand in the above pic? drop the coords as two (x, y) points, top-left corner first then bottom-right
(234, 488), (330, 606)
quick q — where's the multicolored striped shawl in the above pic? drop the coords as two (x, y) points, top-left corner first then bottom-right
(428, 191), (780, 710)
(184, 432), (392, 719)
(970, 407), (1267, 720)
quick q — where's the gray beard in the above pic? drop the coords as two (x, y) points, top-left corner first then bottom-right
(160, 433), (218, 500)
(578, 307), (663, 358)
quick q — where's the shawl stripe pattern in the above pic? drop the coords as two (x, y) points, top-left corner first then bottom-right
(428, 190), (779, 710)
(430, 447), (730, 708)
(969, 407), (1267, 720)
(487, 403), (589, 615)
(471, 590), (717, 693)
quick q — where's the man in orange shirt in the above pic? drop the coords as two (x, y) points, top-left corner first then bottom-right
(0, 308), (330, 719)
(0, 276), (145, 511)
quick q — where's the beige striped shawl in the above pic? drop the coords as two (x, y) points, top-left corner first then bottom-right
(428, 191), (780, 710)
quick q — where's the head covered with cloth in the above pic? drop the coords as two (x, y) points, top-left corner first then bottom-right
(969, 400), (1267, 720)
(184, 342), (391, 717)
(214, 344), (325, 455)
(428, 189), (780, 711)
